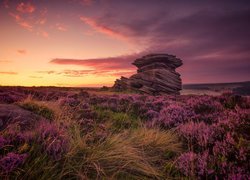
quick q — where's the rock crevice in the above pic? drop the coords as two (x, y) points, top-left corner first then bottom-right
(113, 54), (183, 95)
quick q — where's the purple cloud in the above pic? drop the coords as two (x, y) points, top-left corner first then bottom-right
(50, 54), (140, 71)
(73, 0), (250, 83)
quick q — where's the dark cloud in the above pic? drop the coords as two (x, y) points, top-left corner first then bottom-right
(6, 0), (248, 83)
(75, 0), (250, 83)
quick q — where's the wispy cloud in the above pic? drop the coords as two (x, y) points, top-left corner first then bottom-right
(80, 16), (127, 40)
(41, 31), (49, 38)
(0, 60), (11, 63)
(77, 0), (93, 6)
(8, 3), (48, 37)
(50, 54), (139, 71)
(50, 54), (140, 78)
(63, 69), (94, 77)
(56, 23), (67, 32)
(35, 8), (47, 25)
(62, 69), (134, 77)
(0, 71), (18, 75)
(37, 70), (56, 74)
(16, 2), (35, 14)
(8, 12), (21, 21)
(36, 67), (135, 78)
(9, 12), (33, 31)
(29, 76), (43, 79)
(3, 0), (9, 8)
(17, 49), (27, 55)
(18, 21), (33, 31)
(36, 30), (49, 38)
(76, 1), (250, 83)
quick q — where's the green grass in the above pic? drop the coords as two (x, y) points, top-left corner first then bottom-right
(5, 98), (183, 179)
(62, 124), (182, 179)
(17, 144), (62, 180)
(93, 106), (141, 132)
(18, 101), (55, 120)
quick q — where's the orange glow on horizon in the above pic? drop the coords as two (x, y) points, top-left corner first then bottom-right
(0, 1), (140, 87)
(1, 1), (249, 86)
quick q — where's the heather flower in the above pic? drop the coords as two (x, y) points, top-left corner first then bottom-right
(79, 90), (90, 98)
(157, 104), (194, 128)
(131, 99), (146, 115)
(178, 121), (214, 147)
(0, 92), (25, 104)
(145, 110), (159, 120)
(220, 92), (250, 109)
(81, 102), (90, 109)
(0, 136), (7, 149)
(78, 118), (95, 132)
(76, 105), (96, 120)
(149, 97), (166, 112)
(228, 167), (250, 180)
(58, 97), (80, 107)
(2, 124), (29, 144)
(0, 152), (27, 174)
(37, 122), (69, 160)
(187, 96), (222, 114)
(176, 151), (197, 176)
(176, 151), (212, 177)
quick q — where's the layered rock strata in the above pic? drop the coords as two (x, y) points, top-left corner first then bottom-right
(113, 54), (183, 95)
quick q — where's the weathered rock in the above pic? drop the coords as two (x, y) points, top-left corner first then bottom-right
(133, 54), (182, 69)
(113, 54), (183, 95)
(113, 76), (131, 91)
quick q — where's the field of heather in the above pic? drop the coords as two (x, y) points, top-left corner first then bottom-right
(0, 87), (249, 179)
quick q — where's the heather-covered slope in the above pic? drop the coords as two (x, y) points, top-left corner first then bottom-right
(0, 87), (249, 179)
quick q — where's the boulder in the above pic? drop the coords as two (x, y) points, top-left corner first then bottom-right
(113, 54), (183, 95)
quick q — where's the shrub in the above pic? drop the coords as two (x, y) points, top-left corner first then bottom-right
(187, 96), (222, 114)
(36, 121), (69, 160)
(178, 121), (214, 148)
(176, 151), (213, 177)
(156, 104), (194, 128)
(220, 92), (250, 109)
(0, 152), (28, 174)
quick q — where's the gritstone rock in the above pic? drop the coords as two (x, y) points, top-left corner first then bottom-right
(113, 54), (183, 95)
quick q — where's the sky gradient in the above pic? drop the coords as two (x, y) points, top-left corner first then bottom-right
(1, 0), (250, 87)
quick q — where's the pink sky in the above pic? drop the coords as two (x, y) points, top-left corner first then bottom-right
(0, 0), (249, 87)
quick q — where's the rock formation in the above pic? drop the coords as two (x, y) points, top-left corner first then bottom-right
(113, 54), (183, 95)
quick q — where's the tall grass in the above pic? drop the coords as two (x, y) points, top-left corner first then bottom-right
(63, 125), (181, 179)
(3, 96), (182, 179)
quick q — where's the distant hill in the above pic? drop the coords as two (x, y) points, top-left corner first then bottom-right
(182, 81), (250, 95)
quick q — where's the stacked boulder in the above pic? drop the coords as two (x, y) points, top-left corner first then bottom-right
(113, 54), (183, 95)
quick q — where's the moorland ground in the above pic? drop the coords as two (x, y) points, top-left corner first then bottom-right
(0, 86), (249, 179)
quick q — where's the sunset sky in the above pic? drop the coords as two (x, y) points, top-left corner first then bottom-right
(0, 0), (249, 87)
